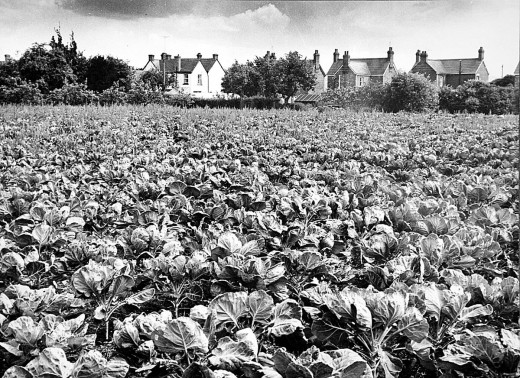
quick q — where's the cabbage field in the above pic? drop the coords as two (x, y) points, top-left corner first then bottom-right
(0, 106), (518, 378)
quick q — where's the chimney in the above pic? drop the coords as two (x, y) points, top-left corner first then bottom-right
(166, 54), (172, 60)
(4, 54), (11, 62)
(415, 50), (421, 64)
(212, 54), (218, 61)
(333, 49), (339, 63)
(175, 55), (181, 72)
(387, 47), (394, 63)
(420, 51), (428, 63)
(161, 52), (167, 61)
(478, 46), (484, 60)
(148, 54), (154, 62)
(197, 53), (202, 60)
(266, 50), (270, 63)
(343, 51), (350, 66)
(270, 52), (276, 60)
(313, 50), (320, 69)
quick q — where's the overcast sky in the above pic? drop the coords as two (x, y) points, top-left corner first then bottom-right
(0, 0), (518, 80)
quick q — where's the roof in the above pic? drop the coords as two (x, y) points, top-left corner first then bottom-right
(146, 57), (219, 74)
(421, 58), (484, 75)
(326, 57), (391, 77)
(295, 93), (323, 103)
(303, 60), (326, 77)
(515, 62), (519, 75)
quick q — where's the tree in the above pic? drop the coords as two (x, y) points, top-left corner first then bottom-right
(18, 43), (76, 92)
(16, 29), (88, 92)
(385, 72), (439, 112)
(0, 58), (20, 87)
(253, 54), (280, 98)
(222, 61), (261, 98)
(490, 75), (515, 87)
(276, 51), (316, 103)
(86, 55), (132, 92)
(139, 69), (163, 91)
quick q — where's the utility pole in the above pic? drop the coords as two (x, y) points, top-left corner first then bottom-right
(501, 65), (504, 77)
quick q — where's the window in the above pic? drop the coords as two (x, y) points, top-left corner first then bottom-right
(197, 74), (202, 86)
(476, 74), (480, 81)
(183, 74), (189, 85)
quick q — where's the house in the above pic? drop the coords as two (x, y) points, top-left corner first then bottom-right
(141, 52), (225, 98)
(0, 54), (12, 65)
(514, 62), (519, 88)
(326, 47), (397, 89)
(294, 50), (327, 105)
(410, 47), (489, 87)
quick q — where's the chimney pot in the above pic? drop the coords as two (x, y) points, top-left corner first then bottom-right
(197, 53), (202, 60)
(478, 46), (484, 60)
(415, 50), (421, 63)
(333, 49), (339, 63)
(4, 54), (11, 62)
(313, 50), (320, 69)
(387, 46), (394, 62)
(161, 52), (167, 60)
(420, 51), (428, 62)
(212, 54), (218, 61)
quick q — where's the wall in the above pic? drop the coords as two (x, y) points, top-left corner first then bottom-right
(208, 62), (225, 96)
(515, 75), (519, 88)
(189, 62), (208, 97)
(339, 70), (357, 88)
(445, 74), (476, 88)
(476, 63), (489, 83)
(410, 61), (437, 83)
(310, 68), (326, 93)
(383, 65), (397, 84)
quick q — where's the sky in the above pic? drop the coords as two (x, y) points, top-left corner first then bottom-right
(0, 0), (518, 80)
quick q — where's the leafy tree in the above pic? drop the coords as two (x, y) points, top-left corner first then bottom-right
(276, 51), (316, 103)
(0, 58), (20, 87)
(385, 72), (439, 112)
(86, 55), (132, 92)
(253, 54), (280, 98)
(18, 44), (75, 92)
(139, 69), (165, 91)
(222, 61), (260, 98)
(490, 75), (515, 87)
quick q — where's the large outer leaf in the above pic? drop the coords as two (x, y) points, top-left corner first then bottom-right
(25, 347), (73, 378)
(208, 336), (255, 370)
(8, 316), (44, 345)
(2, 366), (33, 378)
(209, 292), (248, 328)
(109, 275), (135, 299)
(285, 362), (313, 378)
(32, 224), (54, 245)
(326, 349), (373, 378)
(152, 317), (208, 354)
(269, 299), (303, 337)
(420, 284), (446, 321)
(217, 232), (242, 254)
(72, 350), (128, 378)
(248, 290), (274, 326)
(125, 288), (155, 305)
(273, 348), (296, 375)
(397, 307), (428, 343)
(459, 334), (505, 368)
(459, 304), (493, 322)
(324, 289), (372, 329)
(311, 308), (352, 348)
(378, 349), (402, 378)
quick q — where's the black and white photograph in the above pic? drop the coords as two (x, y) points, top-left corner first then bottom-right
(0, 1), (518, 377)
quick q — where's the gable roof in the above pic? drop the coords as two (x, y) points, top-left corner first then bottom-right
(419, 58), (484, 75)
(515, 62), (519, 75)
(327, 57), (391, 77)
(303, 60), (326, 77)
(146, 57), (220, 74)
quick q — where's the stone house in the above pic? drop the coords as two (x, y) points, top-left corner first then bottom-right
(410, 47), (489, 87)
(326, 47), (397, 89)
(140, 52), (225, 98)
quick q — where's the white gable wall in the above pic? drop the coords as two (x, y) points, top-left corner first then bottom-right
(208, 62), (225, 96)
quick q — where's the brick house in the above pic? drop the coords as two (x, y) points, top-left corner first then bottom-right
(326, 47), (397, 89)
(410, 47), (489, 87)
(140, 52), (225, 98)
(514, 62), (519, 88)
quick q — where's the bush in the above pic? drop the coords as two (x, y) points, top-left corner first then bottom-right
(322, 83), (387, 111)
(46, 83), (98, 105)
(0, 81), (43, 105)
(385, 72), (439, 112)
(439, 80), (517, 115)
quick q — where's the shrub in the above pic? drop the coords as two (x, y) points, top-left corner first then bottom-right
(385, 72), (439, 112)
(0, 81), (43, 105)
(46, 83), (98, 105)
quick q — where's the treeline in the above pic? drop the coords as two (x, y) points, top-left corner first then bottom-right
(322, 73), (519, 114)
